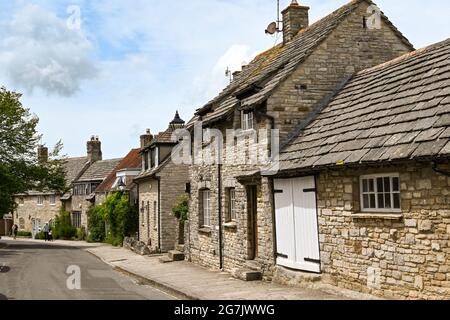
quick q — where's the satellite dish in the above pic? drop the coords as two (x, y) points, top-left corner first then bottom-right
(265, 22), (278, 35)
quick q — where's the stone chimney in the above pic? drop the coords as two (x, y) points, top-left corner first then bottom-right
(37, 145), (48, 163)
(87, 136), (102, 163)
(140, 129), (154, 148)
(282, 0), (309, 44)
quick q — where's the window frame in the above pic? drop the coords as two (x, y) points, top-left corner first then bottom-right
(200, 189), (211, 227)
(226, 188), (237, 222)
(241, 110), (254, 131)
(37, 195), (44, 206)
(360, 173), (401, 213)
(72, 212), (81, 228)
(49, 195), (56, 206)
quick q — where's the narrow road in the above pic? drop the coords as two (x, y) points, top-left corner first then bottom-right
(0, 239), (175, 300)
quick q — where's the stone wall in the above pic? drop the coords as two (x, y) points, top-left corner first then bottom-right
(138, 161), (189, 253)
(14, 194), (61, 232)
(315, 162), (450, 299)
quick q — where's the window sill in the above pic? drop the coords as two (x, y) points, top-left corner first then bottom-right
(224, 221), (237, 230)
(198, 227), (212, 234)
(352, 213), (404, 220)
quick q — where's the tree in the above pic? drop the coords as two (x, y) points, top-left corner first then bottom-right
(0, 87), (66, 217)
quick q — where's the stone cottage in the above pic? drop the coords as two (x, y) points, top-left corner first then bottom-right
(134, 112), (189, 253)
(185, 0), (414, 279)
(14, 145), (90, 237)
(65, 136), (122, 229)
(256, 38), (450, 300)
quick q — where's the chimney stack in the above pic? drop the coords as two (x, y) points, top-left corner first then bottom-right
(37, 145), (48, 163)
(140, 129), (154, 149)
(87, 135), (102, 163)
(282, 0), (309, 44)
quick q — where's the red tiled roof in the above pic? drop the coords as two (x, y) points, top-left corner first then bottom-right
(95, 149), (141, 192)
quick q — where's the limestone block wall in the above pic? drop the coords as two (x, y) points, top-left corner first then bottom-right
(316, 162), (450, 299)
(14, 194), (61, 232)
(138, 162), (189, 253)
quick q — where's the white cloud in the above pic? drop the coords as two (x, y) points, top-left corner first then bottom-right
(0, 4), (97, 97)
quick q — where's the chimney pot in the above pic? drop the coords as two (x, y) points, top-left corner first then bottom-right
(282, 0), (309, 44)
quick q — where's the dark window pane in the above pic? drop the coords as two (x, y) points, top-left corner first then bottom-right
(370, 194), (376, 208)
(377, 178), (384, 193)
(363, 194), (369, 208)
(393, 177), (400, 192)
(384, 177), (391, 193)
(363, 179), (368, 193)
(385, 193), (391, 209)
(377, 193), (385, 208)
(393, 193), (400, 209)
(369, 179), (375, 192)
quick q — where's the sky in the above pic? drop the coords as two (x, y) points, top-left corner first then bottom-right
(0, 0), (449, 159)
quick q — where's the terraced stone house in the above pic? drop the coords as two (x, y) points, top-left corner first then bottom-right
(135, 112), (189, 253)
(185, 0), (414, 281)
(62, 136), (122, 229)
(263, 39), (450, 299)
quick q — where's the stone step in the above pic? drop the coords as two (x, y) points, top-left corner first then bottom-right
(245, 260), (262, 271)
(168, 250), (185, 262)
(159, 256), (174, 264)
(232, 269), (262, 282)
(175, 244), (185, 252)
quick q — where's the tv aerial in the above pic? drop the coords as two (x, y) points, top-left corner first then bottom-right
(265, 0), (282, 35)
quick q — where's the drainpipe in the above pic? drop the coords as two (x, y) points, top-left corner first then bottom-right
(218, 163), (224, 270)
(157, 177), (161, 252)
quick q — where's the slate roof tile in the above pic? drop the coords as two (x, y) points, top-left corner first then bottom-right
(275, 38), (450, 173)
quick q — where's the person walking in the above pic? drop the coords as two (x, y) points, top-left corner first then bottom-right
(43, 223), (49, 242)
(11, 224), (18, 240)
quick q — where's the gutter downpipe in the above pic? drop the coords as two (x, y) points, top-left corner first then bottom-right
(218, 163), (224, 270)
(157, 177), (162, 252)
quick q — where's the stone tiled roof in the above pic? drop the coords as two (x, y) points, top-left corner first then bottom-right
(62, 156), (89, 184)
(188, 0), (413, 127)
(77, 158), (122, 182)
(275, 38), (450, 174)
(96, 149), (141, 192)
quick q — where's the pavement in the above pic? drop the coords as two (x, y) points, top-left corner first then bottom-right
(0, 238), (175, 300)
(1, 237), (373, 300)
(86, 246), (355, 300)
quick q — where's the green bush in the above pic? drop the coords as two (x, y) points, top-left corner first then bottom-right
(17, 231), (32, 237)
(87, 205), (105, 243)
(172, 195), (189, 222)
(87, 192), (138, 246)
(34, 231), (46, 240)
(76, 226), (87, 241)
(53, 208), (77, 240)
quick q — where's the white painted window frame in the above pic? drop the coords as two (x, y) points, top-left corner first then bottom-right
(37, 195), (44, 206)
(360, 173), (401, 213)
(228, 188), (237, 222)
(202, 190), (211, 227)
(49, 195), (56, 206)
(241, 110), (254, 131)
